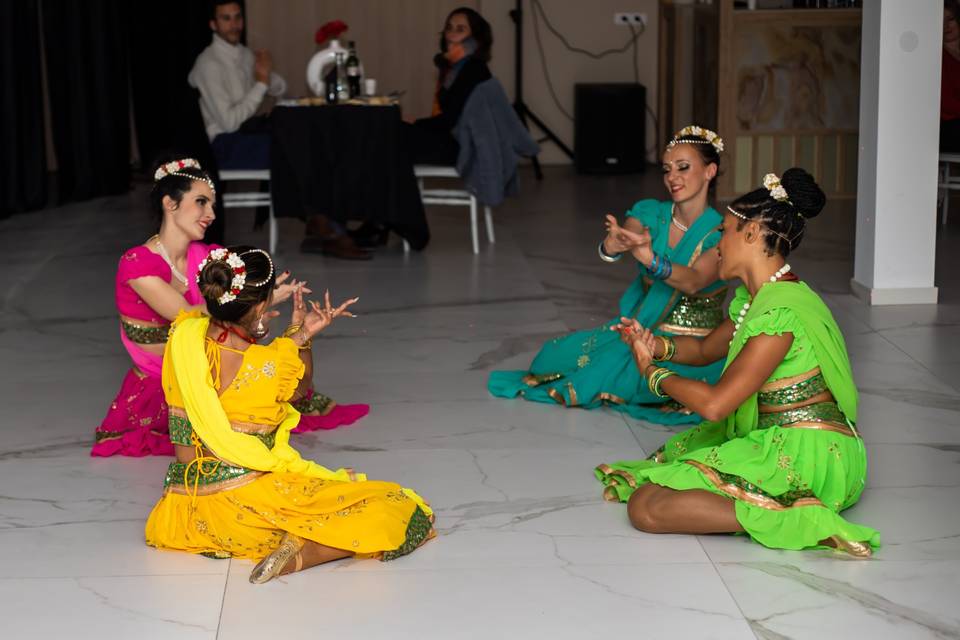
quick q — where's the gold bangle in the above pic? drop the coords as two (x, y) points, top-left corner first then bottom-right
(654, 335), (676, 362)
(282, 323), (311, 349)
(282, 323), (302, 338)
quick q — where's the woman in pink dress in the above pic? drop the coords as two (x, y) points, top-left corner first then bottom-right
(92, 158), (367, 457)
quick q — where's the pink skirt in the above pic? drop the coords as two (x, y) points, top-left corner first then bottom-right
(291, 389), (370, 432)
(91, 368), (174, 457)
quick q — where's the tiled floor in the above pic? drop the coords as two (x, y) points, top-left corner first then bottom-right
(1, 168), (959, 639)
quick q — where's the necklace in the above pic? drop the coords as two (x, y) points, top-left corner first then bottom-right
(729, 263), (791, 346)
(153, 235), (188, 286)
(671, 205), (689, 233)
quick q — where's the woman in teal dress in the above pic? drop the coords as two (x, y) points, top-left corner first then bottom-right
(596, 169), (879, 556)
(489, 126), (728, 425)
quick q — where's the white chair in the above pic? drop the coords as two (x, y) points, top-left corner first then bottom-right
(412, 165), (494, 254)
(938, 153), (960, 226)
(219, 169), (278, 254)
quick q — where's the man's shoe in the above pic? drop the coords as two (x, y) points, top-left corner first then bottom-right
(348, 223), (390, 249)
(300, 235), (372, 260)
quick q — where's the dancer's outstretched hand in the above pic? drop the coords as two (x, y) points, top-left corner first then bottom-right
(273, 270), (313, 306)
(302, 290), (359, 336)
(613, 317), (656, 371)
(605, 215), (651, 251)
(290, 284), (308, 326)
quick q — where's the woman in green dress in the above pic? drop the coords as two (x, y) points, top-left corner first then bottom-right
(488, 126), (728, 425)
(595, 169), (879, 556)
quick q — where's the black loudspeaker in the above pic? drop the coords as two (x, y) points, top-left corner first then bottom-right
(574, 83), (647, 174)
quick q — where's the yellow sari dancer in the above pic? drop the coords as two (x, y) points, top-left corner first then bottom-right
(145, 246), (433, 583)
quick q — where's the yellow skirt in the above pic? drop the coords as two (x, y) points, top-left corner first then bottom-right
(145, 462), (434, 561)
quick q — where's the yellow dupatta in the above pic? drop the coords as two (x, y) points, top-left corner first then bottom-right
(165, 311), (433, 516)
(166, 311), (362, 481)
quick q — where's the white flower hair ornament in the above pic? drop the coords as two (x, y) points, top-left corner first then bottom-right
(154, 157), (216, 192)
(195, 248), (275, 305)
(196, 248), (247, 305)
(763, 173), (791, 203)
(667, 125), (724, 154)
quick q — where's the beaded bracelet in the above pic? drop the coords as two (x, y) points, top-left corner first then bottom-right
(598, 240), (623, 263)
(654, 335), (676, 362)
(646, 366), (678, 398)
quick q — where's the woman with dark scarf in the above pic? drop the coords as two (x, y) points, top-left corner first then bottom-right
(352, 8), (493, 248)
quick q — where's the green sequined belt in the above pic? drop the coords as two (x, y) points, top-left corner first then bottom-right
(121, 320), (169, 344)
(757, 401), (844, 428)
(758, 370), (829, 407)
(163, 459), (262, 495)
(168, 410), (278, 448)
(659, 290), (726, 337)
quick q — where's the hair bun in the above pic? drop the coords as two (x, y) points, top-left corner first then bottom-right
(198, 261), (233, 303)
(780, 167), (825, 219)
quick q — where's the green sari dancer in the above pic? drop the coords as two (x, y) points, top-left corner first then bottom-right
(596, 169), (879, 556)
(489, 126), (728, 425)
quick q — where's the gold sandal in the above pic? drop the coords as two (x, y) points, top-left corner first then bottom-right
(249, 533), (305, 584)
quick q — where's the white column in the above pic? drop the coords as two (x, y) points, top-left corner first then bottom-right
(852, 0), (942, 305)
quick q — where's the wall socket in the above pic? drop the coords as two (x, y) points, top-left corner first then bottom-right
(614, 12), (647, 27)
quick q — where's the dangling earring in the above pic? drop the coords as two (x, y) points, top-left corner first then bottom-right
(252, 316), (269, 340)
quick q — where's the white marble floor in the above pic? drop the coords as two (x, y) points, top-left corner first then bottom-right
(1, 168), (959, 639)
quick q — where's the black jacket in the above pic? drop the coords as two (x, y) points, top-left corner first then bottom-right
(415, 56), (492, 132)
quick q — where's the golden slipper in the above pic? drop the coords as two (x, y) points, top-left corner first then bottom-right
(249, 533), (305, 584)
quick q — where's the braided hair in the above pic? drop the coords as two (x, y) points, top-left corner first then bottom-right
(727, 167), (825, 257)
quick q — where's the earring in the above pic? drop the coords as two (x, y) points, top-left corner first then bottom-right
(252, 316), (269, 340)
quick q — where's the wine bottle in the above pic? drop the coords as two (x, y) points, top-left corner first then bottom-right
(346, 41), (362, 98)
(334, 52), (349, 102)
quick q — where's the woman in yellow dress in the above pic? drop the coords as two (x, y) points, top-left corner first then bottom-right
(145, 245), (434, 583)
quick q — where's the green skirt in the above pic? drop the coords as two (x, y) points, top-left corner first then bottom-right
(595, 418), (881, 555)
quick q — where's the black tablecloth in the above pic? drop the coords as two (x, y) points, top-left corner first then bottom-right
(270, 104), (428, 249)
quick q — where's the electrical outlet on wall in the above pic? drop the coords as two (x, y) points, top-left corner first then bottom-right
(614, 12), (647, 27)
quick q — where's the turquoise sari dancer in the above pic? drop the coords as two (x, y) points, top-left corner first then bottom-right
(487, 126), (726, 424)
(489, 126), (728, 425)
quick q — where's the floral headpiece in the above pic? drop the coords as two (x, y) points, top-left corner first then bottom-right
(196, 248), (274, 305)
(763, 173), (791, 203)
(154, 158), (215, 192)
(667, 125), (724, 154)
(315, 20), (348, 45)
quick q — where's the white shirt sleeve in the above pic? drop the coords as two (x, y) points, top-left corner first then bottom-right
(192, 58), (268, 135)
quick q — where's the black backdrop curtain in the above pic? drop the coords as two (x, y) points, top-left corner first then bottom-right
(127, 1), (244, 243)
(42, 0), (131, 203)
(1, 1), (47, 218)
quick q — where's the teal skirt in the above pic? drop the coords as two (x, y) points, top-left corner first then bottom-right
(488, 318), (724, 425)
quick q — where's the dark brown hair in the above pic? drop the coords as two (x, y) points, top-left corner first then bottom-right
(439, 7), (492, 63)
(727, 167), (825, 258)
(198, 245), (275, 323)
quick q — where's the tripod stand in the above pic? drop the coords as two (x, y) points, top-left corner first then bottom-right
(510, 0), (574, 180)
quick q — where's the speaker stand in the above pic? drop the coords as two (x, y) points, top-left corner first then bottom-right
(510, 0), (574, 180)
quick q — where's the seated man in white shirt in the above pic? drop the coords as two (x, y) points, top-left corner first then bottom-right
(190, 0), (369, 260)
(189, 0), (285, 170)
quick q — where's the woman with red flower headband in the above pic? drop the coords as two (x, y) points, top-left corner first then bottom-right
(92, 157), (368, 457)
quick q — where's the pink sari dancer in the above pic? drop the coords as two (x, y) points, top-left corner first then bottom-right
(92, 242), (214, 456)
(92, 158), (366, 456)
